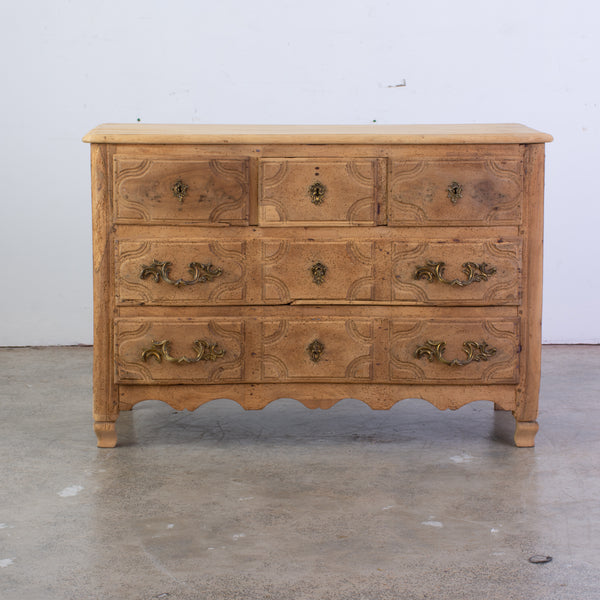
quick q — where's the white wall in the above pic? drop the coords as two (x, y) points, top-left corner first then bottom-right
(0, 0), (598, 345)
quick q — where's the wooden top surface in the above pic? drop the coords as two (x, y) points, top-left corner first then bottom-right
(83, 123), (552, 145)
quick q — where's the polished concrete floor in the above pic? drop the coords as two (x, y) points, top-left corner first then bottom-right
(0, 346), (599, 599)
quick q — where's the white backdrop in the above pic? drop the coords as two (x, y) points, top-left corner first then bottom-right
(0, 0), (598, 345)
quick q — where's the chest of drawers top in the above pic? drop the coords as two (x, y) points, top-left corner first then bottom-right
(83, 123), (552, 145)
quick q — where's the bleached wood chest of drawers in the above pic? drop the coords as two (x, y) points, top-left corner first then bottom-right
(83, 124), (552, 448)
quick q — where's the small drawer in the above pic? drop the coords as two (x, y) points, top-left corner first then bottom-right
(392, 239), (522, 305)
(259, 158), (385, 225)
(115, 240), (248, 306)
(115, 318), (245, 383)
(389, 158), (522, 225)
(389, 317), (519, 383)
(114, 157), (249, 224)
(260, 317), (383, 381)
(261, 240), (376, 302)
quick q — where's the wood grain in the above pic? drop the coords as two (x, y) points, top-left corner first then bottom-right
(389, 157), (522, 225)
(84, 123), (553, 145)
(258, 158), (384, 225)
(514, 144), (545, 427)
(114, 157), (249, 224)
(91, 143), (119, 446)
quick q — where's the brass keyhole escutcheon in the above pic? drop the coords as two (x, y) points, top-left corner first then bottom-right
(308, 181), (327, 205)
(447, 181), (463, 204)
(311, 262), (327, 285)
(172, 180), (189, 202)
(307, 339), (325, 363)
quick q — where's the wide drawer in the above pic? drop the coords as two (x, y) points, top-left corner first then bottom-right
(258, 158), (385, 225)
(115, 238), (522, 306)
(113, 157), (249, 224)
(115, 315), (519, 384)
(389, 158), (522, 225)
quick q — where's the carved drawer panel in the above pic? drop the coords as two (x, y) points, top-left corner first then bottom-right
(258, 158), (385, 225)
(261, 240), (376, 302)
(116, 240), (247, 306)
(114, 158), (249, 224)
(389, 318), (519, 384)
(389, 158), (522, 225)
(392, 239), (522, 305)
(260, 318), (382, 382)
(115, 319), (245, 384)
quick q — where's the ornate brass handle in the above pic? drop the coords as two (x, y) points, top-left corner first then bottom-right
(140, 259), (223, 287)
(415, 340), (496, 366)
(447, 181), (463, 203)
(172, 180), (189, 202)
(311, 262), (327, 285)
(308, 181), (327, 205)
(307, 339), (325, 363)
(414, 261), (496, 287)
(141, 339), (226, 364)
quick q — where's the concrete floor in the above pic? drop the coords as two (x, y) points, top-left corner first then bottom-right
(0, 346), (599, 599)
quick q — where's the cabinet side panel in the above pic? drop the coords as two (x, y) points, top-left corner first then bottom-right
(516, 144), (545, 421)
(91, 144), (118, 422)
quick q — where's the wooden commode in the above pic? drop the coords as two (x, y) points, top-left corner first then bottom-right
(83, 124), (552, 448)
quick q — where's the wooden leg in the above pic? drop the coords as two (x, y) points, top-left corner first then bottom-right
(514, 420), (539, 447)
(94, 421), (117, 448)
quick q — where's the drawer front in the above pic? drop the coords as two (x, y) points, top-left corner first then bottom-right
(389, 158), (522, 225)
(115, 315), (518, 385)
(389, 318), (519, 383)
(392, 239), (522, 305)
(115, 238), (522, 306)
(114, 158), (249, 224)
(261, 240), (376, 302)
(260, 317), (382, 381)
(259, 158), (385, 225)
(115, 319), (245, 383)
(116, 240), (248, 306)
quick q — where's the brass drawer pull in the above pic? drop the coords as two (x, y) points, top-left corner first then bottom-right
(307, 339), (325, 363)
(142, 339), (226, 364)
(311, 262), (327, 285)
(171, 180), (189, 202)
(415, 340), (496, 366)
(308, 181), (327, 205)
(414, 261), (496, 287)
(140, 259), (223, 287)
(447, 181), (463, 203)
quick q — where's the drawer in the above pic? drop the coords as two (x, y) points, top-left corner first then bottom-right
(389, 317), (519, 383)
(258, 158), (385, 225)
(389, 158), (522, 225)
(115, 314), (518, 385)
(115, 319), (245, 383)
(261, 240), (376, 302)
(115, 238), (522, 306)
(116, 240), (248, 305)
(260, 317), (382, 381)
(113, 157), (249, 224)
(392, 239), (522, 305)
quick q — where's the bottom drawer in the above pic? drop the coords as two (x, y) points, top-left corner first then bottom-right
(115, 315), (519, 384)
